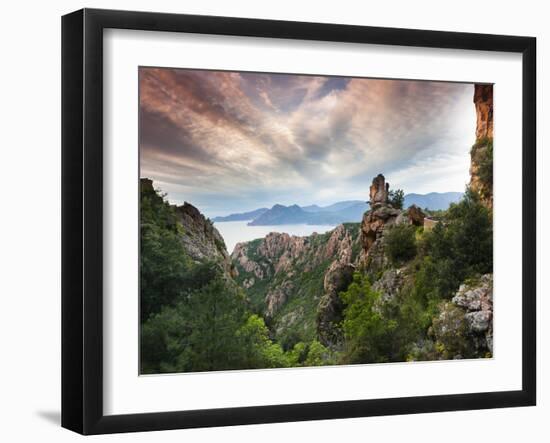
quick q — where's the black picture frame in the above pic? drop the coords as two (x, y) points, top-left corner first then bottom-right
(62, 8), (536, 435)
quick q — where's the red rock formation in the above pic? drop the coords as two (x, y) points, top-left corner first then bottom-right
(474, 84), (493, 140)
(470, 84), (493, 209)
(361, 204), (400, 253)
(369, 174), (389, 207)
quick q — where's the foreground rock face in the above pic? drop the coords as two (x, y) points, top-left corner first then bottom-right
(175, 202), (234, 275)
(453, 274), (493, 313)
(140, 178), (235, 282)
(453, 274), (493, 352)
(432, 274), (493, 358)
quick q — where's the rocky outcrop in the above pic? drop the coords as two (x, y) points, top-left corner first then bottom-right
(361, 174), (423, 257)
(369, 173), (390, 207)
(372, 268), (404, 305)
(474, 85), (493, 140)
(453, 274), (493, 313)
(141, 178), (233, 276)
(232, 223), (362, 344)
(232, 225), (358, 292)
(359, 175), (427, 279)
(175, 202), (234, 275)
(140, 178), (232, 274)
(361, 204), (401, 253)
(470, 84), (493, 209)
(453, 274), (493, 352)
(317, 257), (355, 348)
(265, 281), (295, 319)
(432, 274), (493, 358)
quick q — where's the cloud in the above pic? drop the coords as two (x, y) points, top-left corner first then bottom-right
(139, 68), (476, 216)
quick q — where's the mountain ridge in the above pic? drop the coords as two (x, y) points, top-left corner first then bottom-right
(214, 192), (463, 226)
(212, 207), (268, 222)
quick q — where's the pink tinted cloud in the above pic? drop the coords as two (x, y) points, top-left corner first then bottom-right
(139, 68), (475, 211)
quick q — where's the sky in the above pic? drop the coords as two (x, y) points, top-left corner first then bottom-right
(139, 67), (477, 217)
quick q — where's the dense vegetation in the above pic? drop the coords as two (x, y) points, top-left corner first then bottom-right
(385, 224), (417, 265)
(338, 188), (493, 363)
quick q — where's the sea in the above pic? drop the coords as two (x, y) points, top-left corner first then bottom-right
(213, 220), (336, 255)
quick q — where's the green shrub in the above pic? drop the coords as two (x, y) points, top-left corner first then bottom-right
(385, 224), (417, 265)
(287, 342), (309, 366)
(237, 314), (290, 369)
(424, 189), (493, 297)
(303, 340), (332, 367)
(388, 189), (405, 209)
(478, 140), (493, 198)
(339, 273), (398, 364)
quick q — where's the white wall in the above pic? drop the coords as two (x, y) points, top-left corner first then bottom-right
(0, 0), (546, 441)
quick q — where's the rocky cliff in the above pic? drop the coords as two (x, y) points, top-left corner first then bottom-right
(141, 178), (233, 276)
(431, 275), (493, 358)
(360, 175), (424, 273)
(175, 202), (232, 271)
(231, 223), (362, 348)
(470, 84), (493, 209)
(474, 84), (494, 140)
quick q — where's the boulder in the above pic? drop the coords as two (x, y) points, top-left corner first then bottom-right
(433, 273), (494, 358)
(452, 274), (493, 312)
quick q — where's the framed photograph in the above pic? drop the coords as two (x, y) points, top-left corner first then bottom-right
(62, 8), (536, 435)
